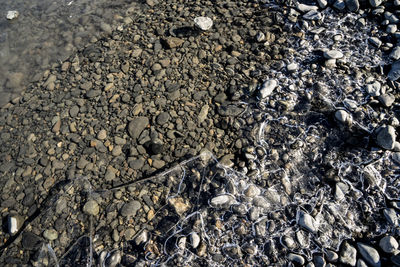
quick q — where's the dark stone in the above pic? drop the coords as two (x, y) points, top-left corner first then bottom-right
(22, 232), (43, 250)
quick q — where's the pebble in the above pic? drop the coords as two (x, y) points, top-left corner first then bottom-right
(190, 232), (200, 248)
(390, 46), (400, 60)
(357, 243), (381, 267)
(378, 94), (395, 107)
(168, 197), (190, 215)
(210, 194), (235, 207)
(376, 125), (396, 150)
(335, 110), (352, 125)
(357, 259), (368, 267)
(340, 242), (357, 266)
(323, 50), (343, 59)
(8, 214), (23, 235)
(97, 129), (107, 140)
(6, 10), (19, 20)
(120, 200), (141, 217)
(288, 253), (305, 265)
(135, 230), (149, 245)
(346, 0), (360, 12)
(83, 199), (100, 216)
(369, 0), (383, 7)
(365, 81), (381, 97)
(379, 236), (398, 253)
(128, 117), (149, 139)
(194, 16), (213, 31)
(297, 210), (317, 233)
(105, 250), (121, 267)
(43, 229), (58, 241)
(383, 208), (399, 225)
(164, 37), (184, 49)
(260, 79), (278, 98)
(369, 37), (382, 47)
(303, 10), (323, 21)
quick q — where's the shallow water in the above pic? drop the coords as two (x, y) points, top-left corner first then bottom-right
(0, 0), (141, 106)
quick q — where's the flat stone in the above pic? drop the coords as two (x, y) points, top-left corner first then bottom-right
(357, 243), (381, 267)
(379, 236), (398, 253)
(120, 200), (141, 217)
(127, 117), (149, 140)
(83, 200), (100, 216)
(297, 210), (317, 233)
(296, 3), (318, 12)
(260, 79), (278, 98)
(324, 50), (344, 59)
(383, 208), (399, 226)
(164, 37), (184, 49)
(210, 195), (235, 207)
(376, 125), (396, 150)
(217, 105), (244, 117)
(86, 89), (101, 98)
(303, 10), (323, 20)
(129, 158), (145, 170)
(369, 37), (382, 47)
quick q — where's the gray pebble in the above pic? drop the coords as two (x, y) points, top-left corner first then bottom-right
(288, 253), (305, 265)
(297, 210), (317, 233)
(383, 208), (399, 226)
(128, 117), (149, 139)
(156, 112), (170, 125)
(390, 47), (400, 60)
(376, 125), (396, 150)
(210, 195), (235, 207)
(378, 94), (395, 107)
(357, 243), (381, 267)
(324, 50), (343, 59)
(379, 236), (398, 253)
(120, 200), (141, 217)
(83, 199), (100, 216)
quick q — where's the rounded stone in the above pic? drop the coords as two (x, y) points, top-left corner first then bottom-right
(379, 236), (399, 253)
(83, 200), (100, 216)
(43, 229), (58, 241)
(97, 129), (107, 140)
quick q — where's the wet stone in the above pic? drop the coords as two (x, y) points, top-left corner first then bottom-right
(297, 210), (317, 233)
(379, 236), (398, 254)
(288, 253), (305, 265)
(357, 243), (381, 267)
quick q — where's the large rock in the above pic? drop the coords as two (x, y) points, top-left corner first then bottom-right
(127, 117), (149, 140)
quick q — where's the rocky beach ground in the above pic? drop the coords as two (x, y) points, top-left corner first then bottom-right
(1, 0), (400, 266)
